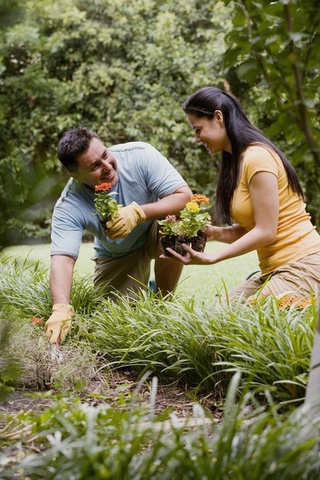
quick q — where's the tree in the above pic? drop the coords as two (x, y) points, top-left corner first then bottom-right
(223, 0), (320, 223)
(305, 307), (320, 405)
(0, 0), (233, 243)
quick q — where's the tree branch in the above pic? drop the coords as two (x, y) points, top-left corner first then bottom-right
(283, 3), (319, 168)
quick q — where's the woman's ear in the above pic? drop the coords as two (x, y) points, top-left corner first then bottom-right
(214, 110), (224, 125)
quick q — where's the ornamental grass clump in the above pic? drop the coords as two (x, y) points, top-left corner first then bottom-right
(159, 194), (211, 256)
(3, 373), (320, 480)
(93, 182), (122, 222)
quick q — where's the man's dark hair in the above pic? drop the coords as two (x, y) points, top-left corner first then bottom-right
(57, 126), (101, 172)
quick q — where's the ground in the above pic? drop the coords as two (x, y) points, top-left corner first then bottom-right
(0, 366), (224, 434)
(1, 332), (225, 444)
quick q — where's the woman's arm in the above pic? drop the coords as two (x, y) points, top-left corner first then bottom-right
(141, 186), (193, 220)
(164, 171), (279, 265)
(205, 223), (247, 244)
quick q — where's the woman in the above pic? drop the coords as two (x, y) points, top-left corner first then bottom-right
(165, 86), (320, 301)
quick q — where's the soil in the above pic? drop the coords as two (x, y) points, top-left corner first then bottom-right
(0, 367), (223, 428)
(191, 230), (207, 252)
(160, 235), (183, 257)
(160, 231), (207, 257)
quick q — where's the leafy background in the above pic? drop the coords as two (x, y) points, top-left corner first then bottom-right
(1, 3), (320, 473)
(0, 0), (319, 247)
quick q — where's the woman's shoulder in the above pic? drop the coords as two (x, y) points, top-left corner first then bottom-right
(241, 144), (283, 182)
(243, 144), (280, 162)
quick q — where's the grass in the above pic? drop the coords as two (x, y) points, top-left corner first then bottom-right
(0, 251), (315, 405)
(1, 243), (319, 478)
(1, 373), (320, 479)
(83, 291), (315, 404)
(2, 241), (259, 299)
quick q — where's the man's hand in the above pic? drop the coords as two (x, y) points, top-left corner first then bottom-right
(45, 304), (74, 344)
(106, 202), (146, 239)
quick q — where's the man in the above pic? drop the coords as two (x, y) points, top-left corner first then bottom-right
(46, 126), (192, 344)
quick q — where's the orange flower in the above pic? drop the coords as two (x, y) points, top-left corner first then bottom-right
(190, 194), (210, 204)
(95, 182), (112, 192)
(248, 294), (314, 310)
(31, 317), (44, 324)
(278, 295), (313, 310)
(94, 183), (120, 221)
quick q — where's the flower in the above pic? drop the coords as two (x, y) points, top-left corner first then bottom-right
(185, 202), (200, 213)
(277, 294), (313, 310)
(190, 194), (210, 204)
(93, 183), (122, 222)
(158, 194), (212, 239)
(248, 293), (315, 310)
(95, 182), (112, 192)
(158, 215), (180, 236)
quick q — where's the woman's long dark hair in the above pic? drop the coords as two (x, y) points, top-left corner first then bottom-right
(183, 87), (304, 225)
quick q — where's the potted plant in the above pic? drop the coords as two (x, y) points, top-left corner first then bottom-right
(93, 182), (122, 228)
(158, 214), (182, 255)
(158, 194), (211, 257)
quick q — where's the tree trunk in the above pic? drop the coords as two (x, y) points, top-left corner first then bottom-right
(304, 303), (320, 405)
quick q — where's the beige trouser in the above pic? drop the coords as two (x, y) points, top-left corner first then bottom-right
(93, 221), (158, 296)
(228, 252), (320, 301)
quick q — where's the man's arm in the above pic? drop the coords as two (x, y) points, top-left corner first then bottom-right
(140, 186), (193, 220)
(50, 254), (76, 304)
(106, 186), (193, 240)
(45, 255), (76, 344)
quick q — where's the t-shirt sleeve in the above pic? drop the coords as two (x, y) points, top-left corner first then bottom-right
(243, 146), (280, 184)
(135, 143), (188, 198)
(50, 198), (84, 260)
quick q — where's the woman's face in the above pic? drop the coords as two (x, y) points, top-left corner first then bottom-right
(187, 111), (231, 155)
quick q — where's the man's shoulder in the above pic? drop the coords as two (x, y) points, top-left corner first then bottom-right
(110, 141), (155, 154)
(55, 179), (92, 209)
(60, 178), (87, 196)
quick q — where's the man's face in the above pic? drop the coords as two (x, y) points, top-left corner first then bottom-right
(70, 137), (119, 189)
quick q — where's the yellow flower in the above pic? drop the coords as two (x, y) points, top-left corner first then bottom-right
(158, 192), (212, 239)
(185, 202), (200, 213)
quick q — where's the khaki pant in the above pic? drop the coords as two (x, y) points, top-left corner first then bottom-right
(93, 221), (158, 296)
(228, 252), (320, 301)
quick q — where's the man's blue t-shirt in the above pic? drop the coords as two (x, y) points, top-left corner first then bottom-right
(51, 141), (188, 260)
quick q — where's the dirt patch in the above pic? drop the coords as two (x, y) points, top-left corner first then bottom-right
(0, 367), (223, 429)
(1, 329), (224, 430)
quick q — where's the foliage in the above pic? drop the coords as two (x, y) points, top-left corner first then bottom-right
(158, 214), (179, 236)
(0, 256), (106, 393)
(178, 194), (212, 238)
(0, 255), (102, 316)
(1, 255), (319, 477)
(0, 317), (21, 400)
(0, 0), (232, 243)
(0, 253), (316, 405)
(85, 292), (315, 404)
(159, 194), (212, 238)
(223, 0), (320, 223)
(1, 0), (319, 242)
(94, 182), (121, 222)
(2, 374), (320, 479)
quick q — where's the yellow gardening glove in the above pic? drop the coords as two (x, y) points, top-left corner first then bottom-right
(45, 304), (74, 344)
(106, 202), (146, 240)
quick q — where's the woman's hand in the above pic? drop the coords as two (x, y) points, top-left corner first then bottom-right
(205, 224), (221, 242)
(160, 244), (215, 265)
(205, 223), (247, 244)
